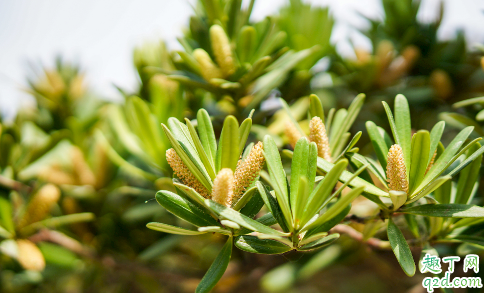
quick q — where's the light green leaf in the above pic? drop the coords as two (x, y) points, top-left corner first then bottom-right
(235, 235), (292, 254)
(408, 130), (430, 193)
(387, 217), (416, 276)
(290, 138), (310, 219)
(156, 190), (219, 227)
(185, 118), (216, 180)
(257, 182), (290, 232)
(196, 237), (233, 293)
(382, 101), (400, 146)
(298, 233), (339, 251)
(217, 116), (240, 172)
(330, 93), (365, 150)
(366, 121), (390, 170)
(408, 176), (451, 203)
(309, 94), (324, 122)
(173, 182), (207, 207)
(197, 109), (217, 165)
(238, 116), (253, 152)
(147, 222), (206, 235)
(455, 143), (482, 204)
(394, 94), (412, 177)
(232, 186), (259, 211)
(428, 121), (445, 166)
(205, 199), (289, 237)
(400, 204), (484, 218)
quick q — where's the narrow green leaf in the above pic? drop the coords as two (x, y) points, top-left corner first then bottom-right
(305, 205), (351, 238)
(302, 159), (348, 225)
(205, 200), (288, 237)
(455, 143), (482, 204)
(290, 138), (310, 218)
(0, 197), (14, 234)
(414, 126), (474, 195)
(428, 121), (445, 166)
(309, 94), (324, 122)
(217, 116), (240, 172)
(196, 237), (233, 293)
(394, 94), (412, 177)
(298, 233), (339, 251)
(448, 144), (484, 177)
(185, 118), (216, 180)
(162, 124), (213, 191)
(263, 135), (292, 228)
(156, 191), (219, 227)
(408, 130), (430, 193)
(239, 190), (264, 218)
(408, 176), (451, 203)
(232, 186), (258, 211)
(382, 101), (400, 146)
(450, 235), (484, 247)
(238, 116), (253, 153)
(433, 180), (452, 204)
(400, 204), (484, 218)
(147, 222), (206, 235)
(304, 186), (364, 232)
(387, 217), (416, 276)
(235, 235), (292, 254)
(173, 182), (207, 207)
(334, 131), (362, 162)
(197, 109), (217, 165)
(330, 94), (365, 150)
(257, 182), (290, 232)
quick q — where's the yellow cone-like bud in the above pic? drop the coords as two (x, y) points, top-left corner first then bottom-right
(430, 69), (453, 100)
(386, 144), (408, 193)
(71, 147), (96, 186)
(193, 48), (222, 82)
(309, 117), (331, 161)
(210, 25), (236, 77)
(233, 142), (265, 204)
(16, 239), (45, 271)
(166, 149), (210, 198)
(18, 184), (61, 229)
(211, 168), (234, 207)
(285, 122), (303, 149)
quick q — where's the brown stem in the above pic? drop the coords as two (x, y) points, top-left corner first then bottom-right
(330, 224), (391, 250)
(0, 175), (31, 193)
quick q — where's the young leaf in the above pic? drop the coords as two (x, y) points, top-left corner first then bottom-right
(197, 109), (217, 164)
(156, 191), (219, 227)
(394, 94), (412, 177)
(298, 233), (339, 251)
(387, 217), (416, 276)
(147, 222), (207, 235)
(408, 130), (430, 193)
(455, 143), (482, 204)
(235, 235), (292, 254)
(382, 101), (400, 146)
(196, 237), (233, 293)
(400, 204), (484, 218)
(185, 118), (216, 180)
(309, 94), (324, 122)
(428, 121), (445, 166)
(217, 116), (240, 172)
(238, 116), (253, 152)
(257, 182), (290, 232)
(290, 138), (310, 218)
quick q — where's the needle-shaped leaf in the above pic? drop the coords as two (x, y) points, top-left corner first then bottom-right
(205, 200), (289, 237)
(197, 109), (217, 165)
(147, 222), (206, 235)
(387, 217), (416, 276)
(408, 130), (430, 194)
(235, 235), (292, 254)
(400, 204), (484, 218)
(196, 237), (233, 293)
(216, 115), (240, 172)
(156, 191), (219, 227)
(394, 94), (412, 177)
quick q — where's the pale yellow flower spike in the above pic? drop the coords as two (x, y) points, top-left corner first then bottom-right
(233, 142), (265, 204)
(210, 25), (236, 77)
(166, 148), (210, 198)
(309, 116), (332, 162)
(16, 239), (46, 271)
(285, 121), (303, 149)
(211, 168), (234, 207)
(386, 144), (409, 193)
(18, 184), (60, 229)
(193, 48), (223, 82)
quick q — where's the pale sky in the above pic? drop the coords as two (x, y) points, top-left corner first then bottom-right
(1, 0), (483, 119)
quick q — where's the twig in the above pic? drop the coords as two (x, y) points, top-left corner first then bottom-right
(0, 175), (31, 193)
(330, 224), (391, 250)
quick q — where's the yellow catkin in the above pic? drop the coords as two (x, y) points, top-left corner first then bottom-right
(386, 144), (408, 193)
(18, 184), (61, 229)
(166, 149), (210, 198)
(285, 122), (303, 149)
(426, 150), (437, 174)
(233, 142), (265, 204)
(430, 69), (453, 100)
(193, 48), (222, 82)
(71, 147), (96, 186)
(210, 25), (236, 77)
(309, 117), (332, 161)
(211, 168), (234, 207)
(16, 239), (46, 271)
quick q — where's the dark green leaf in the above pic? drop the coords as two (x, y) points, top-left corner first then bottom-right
(196, 237), (233, 293)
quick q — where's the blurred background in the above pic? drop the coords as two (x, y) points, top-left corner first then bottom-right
(1, 0), (484, 292)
